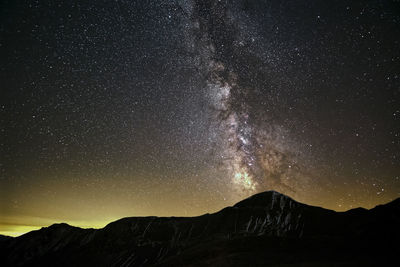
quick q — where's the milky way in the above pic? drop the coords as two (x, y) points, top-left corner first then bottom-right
(1, 0), (399, 236)
(183, 0), (321, 198)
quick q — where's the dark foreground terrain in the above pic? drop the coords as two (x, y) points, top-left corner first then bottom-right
(1, 191), (399, 266)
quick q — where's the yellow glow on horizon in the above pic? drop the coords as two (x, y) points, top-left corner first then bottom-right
(0, 219), (114, 237)
(0, 225), (41, 237)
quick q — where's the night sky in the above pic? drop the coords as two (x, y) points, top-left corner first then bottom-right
(1, 0), (399, 236)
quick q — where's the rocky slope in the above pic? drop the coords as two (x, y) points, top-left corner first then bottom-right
(2, 191), (399, 266)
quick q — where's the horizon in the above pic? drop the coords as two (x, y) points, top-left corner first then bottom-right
(2, 190), (398, 238)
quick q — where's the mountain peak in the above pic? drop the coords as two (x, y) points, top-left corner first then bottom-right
(233, 190), (298, 210)
(38, 223), (77, 234)
(46, 223), (73, 229)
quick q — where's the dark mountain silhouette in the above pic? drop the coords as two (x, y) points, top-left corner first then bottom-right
(1, 191), (399, 266)
(0, 235), (12, 243)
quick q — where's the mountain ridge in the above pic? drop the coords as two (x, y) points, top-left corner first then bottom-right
(9, 190), (397, 237)
(2, 191), (399, 266)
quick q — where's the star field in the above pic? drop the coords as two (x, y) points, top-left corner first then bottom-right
(1, 0), (399, 236)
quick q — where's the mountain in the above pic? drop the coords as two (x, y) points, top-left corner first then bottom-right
(0, 235), (13, 243)
(1, 191), (399, 266)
